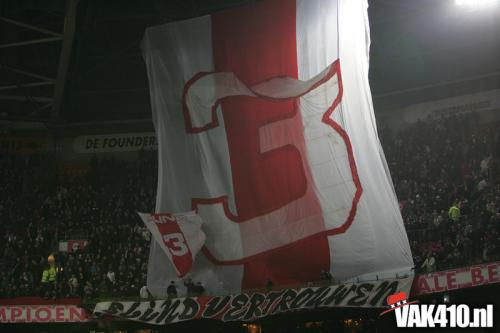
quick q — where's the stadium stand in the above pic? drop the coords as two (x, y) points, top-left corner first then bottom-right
(0, 151), (156, 299)
(381, 113), (500, 273)
(0, 113), (499, 299)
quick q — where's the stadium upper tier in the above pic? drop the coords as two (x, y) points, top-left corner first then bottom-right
(0, 112), (498, 299)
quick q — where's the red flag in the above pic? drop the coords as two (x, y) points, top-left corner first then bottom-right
(138, 212), (206, 277)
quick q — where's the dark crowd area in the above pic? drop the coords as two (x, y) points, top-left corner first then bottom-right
(0, 112), (499, 300)
(0, 151), (156, 299)
(381, 113), (500, 273)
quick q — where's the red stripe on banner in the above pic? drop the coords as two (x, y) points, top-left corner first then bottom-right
(211, 0), (330, 289)
(212, 0), (303, 221)
(322, 64), (363, 237)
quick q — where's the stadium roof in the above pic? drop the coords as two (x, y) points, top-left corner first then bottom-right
(0, 0), (499, 124)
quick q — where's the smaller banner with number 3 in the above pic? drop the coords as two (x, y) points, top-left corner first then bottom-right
(138, 211), (206, 277)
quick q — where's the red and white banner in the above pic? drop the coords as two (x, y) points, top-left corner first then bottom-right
(138, 212), (206, 277)
(58, 240), (88, 253)
(142, 0), (413, 295)
(0, 305), (89, 323)
(416, 262), (500, 295)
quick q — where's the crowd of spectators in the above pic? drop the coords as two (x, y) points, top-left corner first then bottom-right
(0, 112), (498, 299)
(380, 113), (500, 273)
(0, 150), (155, 299)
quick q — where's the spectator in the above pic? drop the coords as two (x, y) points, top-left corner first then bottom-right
(106, 268), (116, 286)
(421, 253), (436, 273)
(167, 281), (177, 298)
(448, 202), (460, 222)
(266, 278), (273, 291)
(477, 178), (488, 192)
(194, 282), (205, 296)
(320, 270), (333, 284)
(41, 260), (57, 298)
(83, 281), (94, 299)
(140, 284), (151, 299)
(68, 274), (79, 296)
(184, 277), (195, 296)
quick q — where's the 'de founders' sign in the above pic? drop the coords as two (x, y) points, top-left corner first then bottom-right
(93, 278), (413, 325)
(73, 133), (157, 153)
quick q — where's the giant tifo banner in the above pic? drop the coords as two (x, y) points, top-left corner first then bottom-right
(416, 262), (500, 295)
(94, 277), (413, 325)
(0, 305), (89, 323)
(142, 0), (413, 296)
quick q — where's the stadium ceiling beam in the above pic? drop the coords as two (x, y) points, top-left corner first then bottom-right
(0, 16), (63, 38)
(370, 0), (428, 24)
(0, 37), (62, 49)
(37, 102), (53, 112)
(376, 0), (423, 11)
(0, 65), (56, 82)
(0, 95), (53, 103)
(51, 0), (79, 119)
(0, 81), (55, 91)
(373, 70), (500, 99)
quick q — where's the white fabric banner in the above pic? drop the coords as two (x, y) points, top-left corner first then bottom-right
(142, 0), (413, 296)
(138, 212), (206, 277)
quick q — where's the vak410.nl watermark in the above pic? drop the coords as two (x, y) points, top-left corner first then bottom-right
(380, 292), (493, 328)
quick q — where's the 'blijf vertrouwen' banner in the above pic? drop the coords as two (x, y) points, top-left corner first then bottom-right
(94, 277), (412, 325)
(416, 261), (500, 295)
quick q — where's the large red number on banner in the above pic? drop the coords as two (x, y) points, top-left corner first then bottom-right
(182, 71), (313, 223)
(153, 215), (193, 277)
(163, 233), (189, 257)
(218, 97), (306, 221)
(181, 64), (346, 286)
